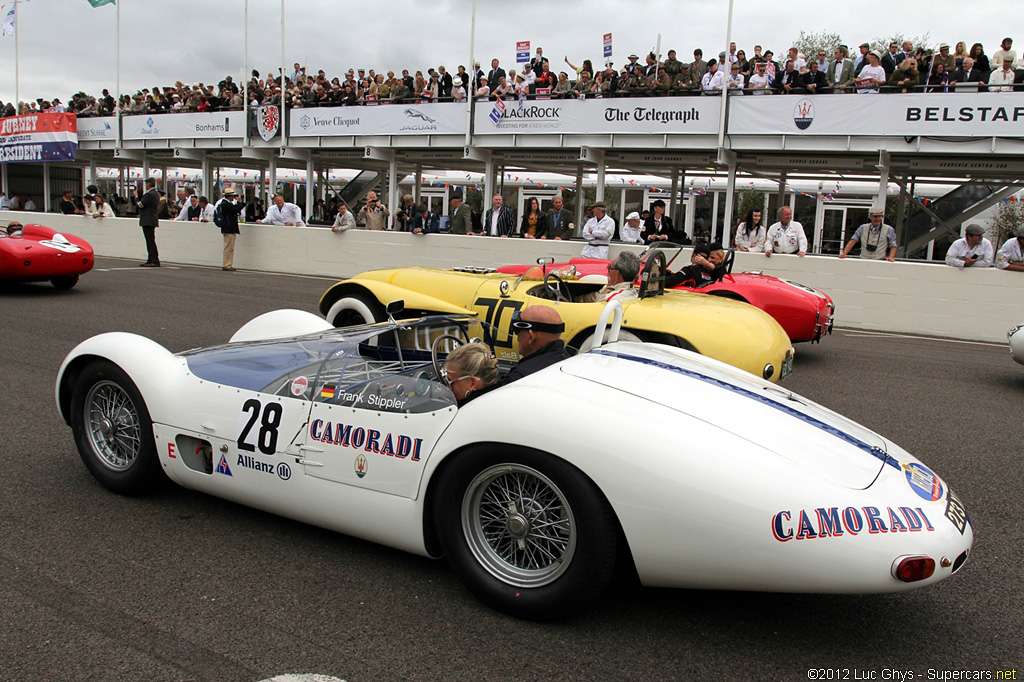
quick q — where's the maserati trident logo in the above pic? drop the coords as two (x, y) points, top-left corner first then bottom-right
(793, 98), (814, 130)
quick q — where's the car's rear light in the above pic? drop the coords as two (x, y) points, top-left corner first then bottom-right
(893, 556), (936, 582)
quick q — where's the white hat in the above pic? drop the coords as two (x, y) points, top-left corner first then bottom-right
(453, 77), (463, 86)
(626, 211), (641, 221)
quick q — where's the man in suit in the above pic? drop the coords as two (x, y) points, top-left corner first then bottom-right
(829, 46), (855, 92)
(773, 59), (800, 93)
(486, 59), (506, 93)
(797, 60), (830, 94)
(483, 194), (517, 237)
(881, 42), (901, 80)
(543, 196), (573, 240)
(448, 194), (473, 235)
(135, 177), (160, 267)
(951, 57), (987, 92)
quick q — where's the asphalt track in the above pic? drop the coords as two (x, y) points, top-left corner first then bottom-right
(1, 257), (1021, 682)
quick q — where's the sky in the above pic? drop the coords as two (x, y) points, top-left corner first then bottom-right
(0, 0), (1011, 105)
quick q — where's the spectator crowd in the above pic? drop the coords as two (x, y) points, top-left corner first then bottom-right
(3, 35), (1024, 118)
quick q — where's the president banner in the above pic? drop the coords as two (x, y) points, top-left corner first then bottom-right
(0, 113), (78, 163)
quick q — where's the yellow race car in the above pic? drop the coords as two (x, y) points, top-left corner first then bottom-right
(318, 254), (795, 382)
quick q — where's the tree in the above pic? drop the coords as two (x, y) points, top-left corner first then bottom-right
(791, 30), (844, 61)
(989, 196), (1024, 246)
(870, 32), (933, 55)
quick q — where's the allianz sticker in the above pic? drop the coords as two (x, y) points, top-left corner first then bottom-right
(290, 376), (309, 397)
(944, 490), (968, 535)
(903, 462), (944, 502)
(355, 454), (368, 479)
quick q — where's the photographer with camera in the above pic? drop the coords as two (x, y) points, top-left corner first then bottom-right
(394, 194), (416, 232)
(839, 207), (897, 262)
(357, 191), (390, 231)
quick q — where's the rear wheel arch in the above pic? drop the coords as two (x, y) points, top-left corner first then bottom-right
(426, 442), (631, 620)
(706, 289), (749, 304)
(567, 326), (698, 354)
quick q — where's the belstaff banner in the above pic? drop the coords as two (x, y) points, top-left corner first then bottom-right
(0, 114), (78, 163)
(473, 96), (722, 135)
(728, 92), (1024, 137)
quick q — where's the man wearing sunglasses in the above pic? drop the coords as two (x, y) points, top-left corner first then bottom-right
(503, 306), (570, 384)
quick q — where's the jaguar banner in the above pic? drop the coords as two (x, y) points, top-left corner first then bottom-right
(0, 113), (78, 163)
(288, 103), (465, 137)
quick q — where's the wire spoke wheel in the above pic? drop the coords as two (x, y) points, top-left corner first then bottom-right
(462, 464), (576, 588)
(84, 380), (142, 472)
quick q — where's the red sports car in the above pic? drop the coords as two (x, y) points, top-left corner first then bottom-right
(498, 244), (835, 343)
(1, 223), (95, 289)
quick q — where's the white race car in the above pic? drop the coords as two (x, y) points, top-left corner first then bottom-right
(1009, 324), (1024, 366)
(56, 303), (973, 620)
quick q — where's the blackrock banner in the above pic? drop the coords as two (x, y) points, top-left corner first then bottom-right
(76, 116), (118, 142)
(289, 103), (465, 137)
(0, 113), (78, 163)
(728, 92), (1024, 137)
(474, 97), (722, 135)
(122, 112), (244, 140)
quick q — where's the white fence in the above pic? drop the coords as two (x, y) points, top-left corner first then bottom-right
(4, 210), (1020, 344)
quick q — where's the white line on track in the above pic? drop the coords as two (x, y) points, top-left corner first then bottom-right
(256, 671), (348, 675)
(840, 329), (1004, 348)
(94, 266), (181, 271)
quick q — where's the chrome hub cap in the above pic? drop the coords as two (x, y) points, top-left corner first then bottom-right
(84, 381), (141, 472)
(462, 464), (576, 588)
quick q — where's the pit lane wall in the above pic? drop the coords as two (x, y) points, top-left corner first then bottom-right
(4, 211), (1020, 344)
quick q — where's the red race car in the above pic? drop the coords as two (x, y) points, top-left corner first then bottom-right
(1, 222), (95, 289)
(498, 244), (834, 343)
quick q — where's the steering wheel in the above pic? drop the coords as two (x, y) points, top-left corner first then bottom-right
(723, 248), (736, 275)
(543, 271), (573, 302)
(431, 334), (465, 384)
(638, 249), (667, 299)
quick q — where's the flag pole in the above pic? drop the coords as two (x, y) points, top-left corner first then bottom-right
(14, 0), (20, 110)
(116, 0), (122, 148)
(280, 0), (286, 149)
(463, 0), (477, 147)
(243, 0), (249, 147)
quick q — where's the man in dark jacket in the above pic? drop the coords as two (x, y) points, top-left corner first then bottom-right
(502, 306), (570, 384)
(135, 177), (161, 266)
(216, 188), (246, 271)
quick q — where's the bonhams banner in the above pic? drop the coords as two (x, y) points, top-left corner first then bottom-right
(122, 112), (245, 140)
(728, 92), (1024, 136)
(473, 96), (722, 135)
(0, 113), (78, 163)
(289, 103), (465, 137)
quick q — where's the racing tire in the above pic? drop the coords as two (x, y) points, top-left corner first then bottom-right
(326, 292), (384, 327)
(434, 446), (619, 620)
(69, 360), (163, 496)
(51, 276), (79, 290)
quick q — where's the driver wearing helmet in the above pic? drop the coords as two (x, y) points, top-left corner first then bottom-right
(664, 242), (726, 288)
(5, 221), (24, 237)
